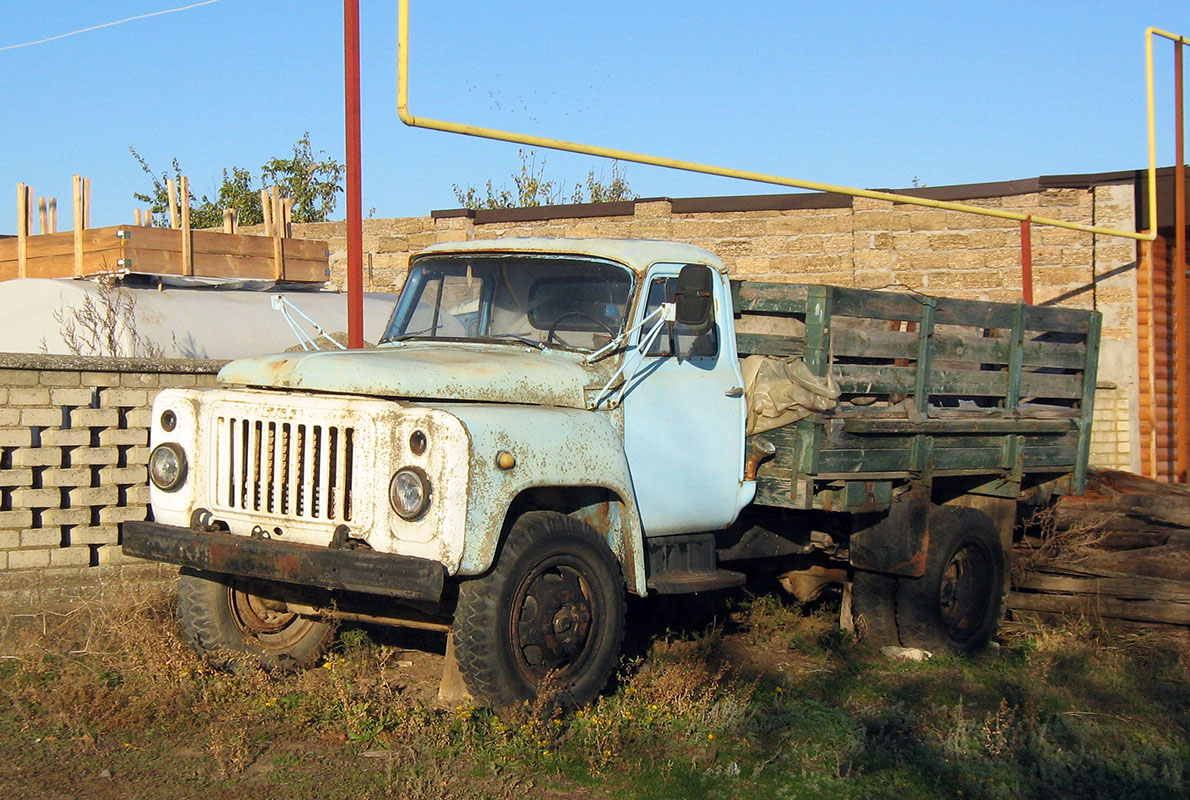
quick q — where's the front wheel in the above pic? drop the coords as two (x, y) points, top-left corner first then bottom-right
(453, 511), (626, 709)
(894, 506), (1006, 653)
(177, 570), (337, 672)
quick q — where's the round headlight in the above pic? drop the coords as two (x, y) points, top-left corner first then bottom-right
(389, 467), (431, 520)
(149, 443), (187, 492)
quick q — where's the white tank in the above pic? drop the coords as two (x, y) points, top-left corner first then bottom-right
(0, 277), (395, 359)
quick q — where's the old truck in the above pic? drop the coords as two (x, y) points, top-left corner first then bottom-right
(123, 237), (1100, 707)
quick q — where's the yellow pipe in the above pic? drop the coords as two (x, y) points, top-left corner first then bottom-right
(398, 0), (1161, 243)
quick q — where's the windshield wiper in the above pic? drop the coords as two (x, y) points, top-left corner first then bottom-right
(389, 324), (442, 342)
(485, 333), (548, 351)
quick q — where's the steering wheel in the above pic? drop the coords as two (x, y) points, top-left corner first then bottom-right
(546, 311), (616, 347)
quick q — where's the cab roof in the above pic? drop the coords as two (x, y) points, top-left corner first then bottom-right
(416, 237), (727, 275)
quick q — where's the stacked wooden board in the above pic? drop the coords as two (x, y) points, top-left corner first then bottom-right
(0, 225), (329, 283)
(1010, 469), (1190, 626)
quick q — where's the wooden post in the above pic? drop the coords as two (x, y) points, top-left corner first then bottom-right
(83, 176), (91, 230)
(270, 186), (284, 280)
(72, 175), (84, 277)
(17, 183), (30, 279)
(180, 176), (193, 276)
(48, 197), (57, 234)
(38, 197), (48, 235)
(260, 189), (274, 238)
(282, 196), (295, 238)
(143, 208), (151, 227)
(167, 177), (179, 229)
(222, 208), (235, 234)
(135, 209), (142, 226)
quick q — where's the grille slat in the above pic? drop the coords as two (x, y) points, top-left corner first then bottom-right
(216, 415), (355, 523)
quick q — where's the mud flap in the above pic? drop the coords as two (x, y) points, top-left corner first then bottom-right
(848, 486), (930, 578)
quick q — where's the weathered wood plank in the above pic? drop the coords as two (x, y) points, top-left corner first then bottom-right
(732, 282), (809, 315)
(736, 333), (805, 358)
(1008, 590), (1190, 626)
(1015, 572), (1190, 603)
(842, 417), (1075, 436)
(1020, 371), (1084, 400)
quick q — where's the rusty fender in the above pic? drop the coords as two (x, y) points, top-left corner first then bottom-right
(847, 486), (930, 578)
(433, 402), (647, 595)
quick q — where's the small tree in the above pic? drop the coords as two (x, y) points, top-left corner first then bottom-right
(130, 133), (345, 227)
(453, 149), (637, 210)
(51, 276), (164, 358)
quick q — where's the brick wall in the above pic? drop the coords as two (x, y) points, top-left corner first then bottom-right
(0, 354), (223, 615)
(287, 182), (1141, 471)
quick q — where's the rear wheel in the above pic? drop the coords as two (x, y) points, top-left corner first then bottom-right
(453, 511), (625, 709)
(178, 570), (336, 672)
(894, 506), (1005, 653)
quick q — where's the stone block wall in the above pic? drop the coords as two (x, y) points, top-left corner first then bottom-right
(0, 354), (223, 613)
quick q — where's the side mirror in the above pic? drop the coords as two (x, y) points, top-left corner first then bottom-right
(673, 264), (714, 335)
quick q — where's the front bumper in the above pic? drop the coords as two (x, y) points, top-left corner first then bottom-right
(123, 521), (446, 603)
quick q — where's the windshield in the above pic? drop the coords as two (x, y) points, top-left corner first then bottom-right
(381, 254), (634, 352)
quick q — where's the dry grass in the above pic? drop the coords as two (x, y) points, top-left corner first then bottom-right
(1, 586), (1187, 800)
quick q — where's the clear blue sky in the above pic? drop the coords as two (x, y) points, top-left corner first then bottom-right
(1, 1), (1188, 233)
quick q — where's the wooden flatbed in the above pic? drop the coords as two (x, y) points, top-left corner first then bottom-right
(733, 282), (1101, 513)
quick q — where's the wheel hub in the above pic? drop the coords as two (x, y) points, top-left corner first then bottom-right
(512, 563), (594, 678)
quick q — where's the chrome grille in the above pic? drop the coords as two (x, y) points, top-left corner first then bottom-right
(215, 415), (354, 522)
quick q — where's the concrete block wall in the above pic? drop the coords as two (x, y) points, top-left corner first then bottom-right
(0, 354), (223, 612)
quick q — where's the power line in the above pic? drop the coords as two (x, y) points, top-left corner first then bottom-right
(0, 0), (223, 52)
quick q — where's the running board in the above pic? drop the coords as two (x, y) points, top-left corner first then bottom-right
(645, 533), (746, 595)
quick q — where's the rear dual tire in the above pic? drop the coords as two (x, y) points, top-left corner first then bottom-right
(851, 505), (1005, 654)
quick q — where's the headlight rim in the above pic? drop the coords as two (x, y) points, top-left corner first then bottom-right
(149, 442), (188, 492)
(389, 466), (431, 521)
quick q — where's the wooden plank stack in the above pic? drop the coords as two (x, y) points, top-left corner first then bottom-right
(1010, 469), (1190, 626)
(3, 178), (329, 284)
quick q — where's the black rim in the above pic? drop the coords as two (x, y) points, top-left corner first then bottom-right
(509, 555), (597, 684)
(937, 541), (995, 645)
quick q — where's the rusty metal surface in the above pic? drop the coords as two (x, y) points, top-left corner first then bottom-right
(217, 343), (595, 409)
(848, 486), (931, 578)
(122, 520), (446, 602)
(434, 401), (646, 594)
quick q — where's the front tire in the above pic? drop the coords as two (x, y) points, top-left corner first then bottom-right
(177, 569), (337, 672)
(453, 511), (626, 709)
(894, 506), (1006, 653)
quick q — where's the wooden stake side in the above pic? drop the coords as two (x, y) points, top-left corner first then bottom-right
(271, 186), (284, 280)
(48, 197), (57, 234)
(167, 177), (179, 230)
(135, 209), (142, 227)
(17, 183), (29, 279)
(282, 196), (295, 238)
(72, 175), (84, 277)
(222, 208), (235, 234)
(260, 189), (273, 238)
(83, 176), (91, 230)
(180, 176), (193, 276)
(38, 197), (48, 235)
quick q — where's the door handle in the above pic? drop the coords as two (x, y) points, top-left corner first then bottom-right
(725, 386), (744, 398)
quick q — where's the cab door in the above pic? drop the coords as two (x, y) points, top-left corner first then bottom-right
(621, 264), (749, 536)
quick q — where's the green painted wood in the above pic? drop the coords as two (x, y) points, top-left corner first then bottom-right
(933, 296), (1016, 329)
(831, 326), (919, 360)
(1022, 338), (1086, 369)
(1073, 312), (1102, 492)
(933, 447), (1005, 471)
(1019, 371), (1084, 399)
(1024, 304), (1091, 335)
(732, 282), (810, 315)
(841, 418), (1075, 435)
(834, 364), (1012, 397)
(914, 298), (936, 414)
(832, 287), (928, 322)
(736, 333), (806, 358)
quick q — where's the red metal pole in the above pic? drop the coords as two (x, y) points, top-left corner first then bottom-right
(1176, 43), (1187, 480)
(1020, 216), (1033, 305)
(344, 0), (364, 349)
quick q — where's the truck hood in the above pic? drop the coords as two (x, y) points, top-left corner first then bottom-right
(216, 343), (593, 408)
